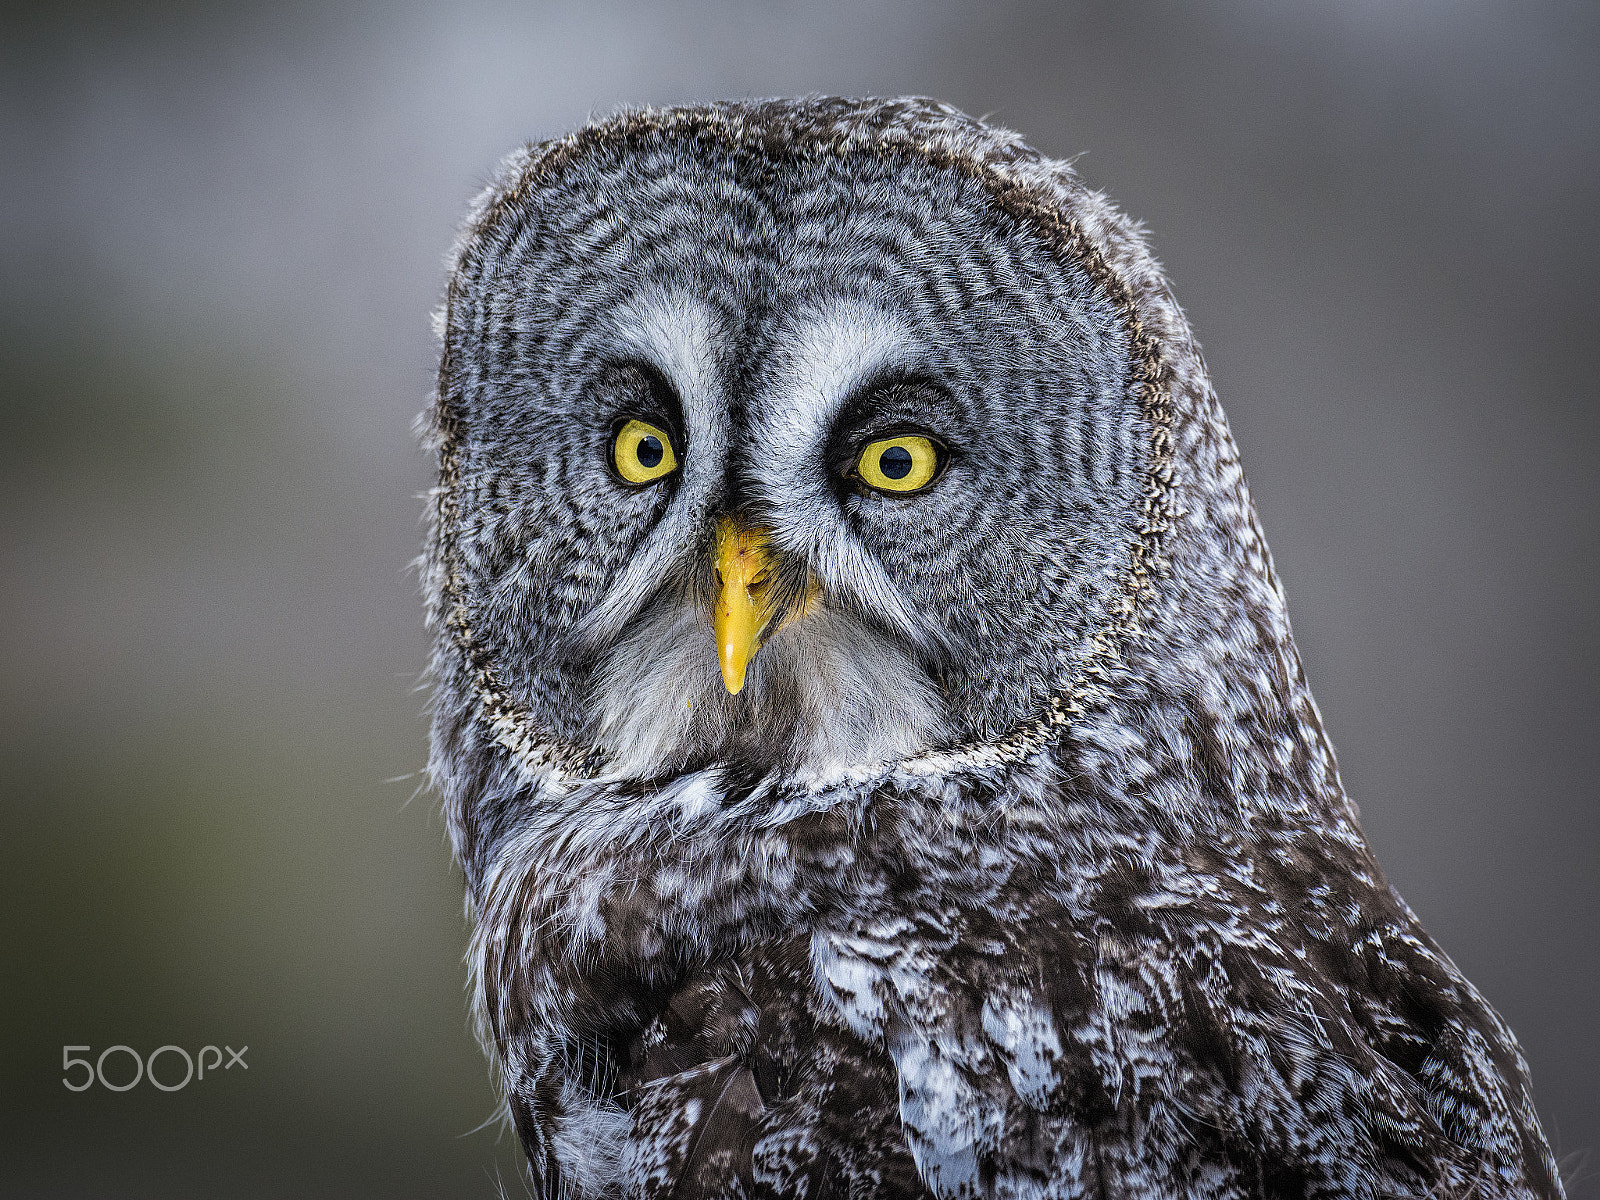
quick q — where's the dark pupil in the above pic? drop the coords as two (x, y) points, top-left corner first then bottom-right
(636, 435), (663, 469)
(879, 445), (914, 480)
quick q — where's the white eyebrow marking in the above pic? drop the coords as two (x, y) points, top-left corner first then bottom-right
(608, 289), (724, 431)
(754, 299), (918, 456)
(745, 301), (946, 654)
(568, 289), (729, 649)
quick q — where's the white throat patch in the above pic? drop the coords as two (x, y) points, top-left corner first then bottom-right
(586, 596), (944, 781)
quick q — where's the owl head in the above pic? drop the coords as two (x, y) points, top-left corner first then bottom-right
(424, 98), (1314, 859)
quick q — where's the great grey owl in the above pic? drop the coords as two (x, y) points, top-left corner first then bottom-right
(421, 97), (1562, 1199)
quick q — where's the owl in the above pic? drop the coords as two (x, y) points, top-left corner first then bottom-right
(421, 98), (1563, 1199)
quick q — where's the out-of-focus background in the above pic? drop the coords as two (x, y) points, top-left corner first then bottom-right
(1, 2), (1595, 1195)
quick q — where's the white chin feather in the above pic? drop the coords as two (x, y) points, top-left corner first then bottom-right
(587, 599), (944, 781)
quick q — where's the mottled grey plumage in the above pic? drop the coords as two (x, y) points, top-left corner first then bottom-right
(421, 97), (1562, 1198)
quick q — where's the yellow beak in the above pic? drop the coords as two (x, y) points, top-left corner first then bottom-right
(712, 519), (778, 695)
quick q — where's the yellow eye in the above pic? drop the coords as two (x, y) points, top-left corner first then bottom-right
(855, 434), (942, 493)
(611, 419), (678, 485)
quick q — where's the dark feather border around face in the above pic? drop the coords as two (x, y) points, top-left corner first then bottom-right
(427, 101), (1178, 782)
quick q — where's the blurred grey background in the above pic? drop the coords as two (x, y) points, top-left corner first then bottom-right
(2, 1), (1595, 1195)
